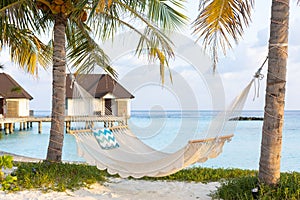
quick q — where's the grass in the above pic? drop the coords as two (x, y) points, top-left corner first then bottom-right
(211, 172), (300, 200)
(1, 156), (300, 200)
(12, 161), (107, 192)
(140, 167), (257, 183)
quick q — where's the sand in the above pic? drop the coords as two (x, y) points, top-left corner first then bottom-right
(0, 151), (219, 199)
(0, 178), (219, 200)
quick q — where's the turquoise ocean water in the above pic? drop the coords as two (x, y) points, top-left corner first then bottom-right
(0, 110), (299, 172)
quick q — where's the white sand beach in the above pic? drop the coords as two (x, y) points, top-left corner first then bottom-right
(0, 151), (219, 200)
(0, 178), (219, 200)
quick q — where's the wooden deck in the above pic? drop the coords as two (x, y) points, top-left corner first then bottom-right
(0, 116), (127, 134)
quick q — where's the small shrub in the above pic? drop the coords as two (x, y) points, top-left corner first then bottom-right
(0, 155), (14, 174)
(1, 175), (19, 191)
(0, 155), (19, 191)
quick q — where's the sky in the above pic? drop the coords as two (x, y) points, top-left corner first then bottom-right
(0, 1), (299, 111)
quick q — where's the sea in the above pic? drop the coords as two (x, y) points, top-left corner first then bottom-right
(0, 110), (299, 172)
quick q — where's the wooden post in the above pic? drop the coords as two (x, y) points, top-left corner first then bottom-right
(38, 121), (42, 134)
(20, 122), (23, 130)
(91, 122), (94, 129)
(66, 121), (70, 133)
(0, 123), (2, 130)
(27, 122), (30, 129)
(9, 123), (14, 133)
(22, 122), (26, 130)
(5, 123), (9, 135)
(30, 122), (33, 128)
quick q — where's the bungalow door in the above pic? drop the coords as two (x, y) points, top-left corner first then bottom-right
(105, 99), (112, 115)
(6, 101), (19, 118)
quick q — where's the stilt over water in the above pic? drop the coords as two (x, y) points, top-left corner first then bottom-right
(0, 116), (127, 134)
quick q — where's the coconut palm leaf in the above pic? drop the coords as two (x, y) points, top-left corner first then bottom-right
(66, 22), (116, 77)
(0, 0), (52, 74)
(147, 0), (188, 31)
(0, 0), (44, 32)
(0, 24), (52, 74)
(89, 0), (187, 83)
(135, 26), (174, 84)
(193, 0), (253, 71)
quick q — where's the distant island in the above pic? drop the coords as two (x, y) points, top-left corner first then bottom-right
(230, 116), (263, 121)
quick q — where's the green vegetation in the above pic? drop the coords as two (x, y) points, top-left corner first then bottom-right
(0, 155), (14, 178)
(211, 172), (300, 200)
(0, 155), (18, 191)
(0, 156), (107, 192)
(10, 86), (22, 93)
(1, 156), (300, 200)
(141, 167), (257, 183)
(13, 162), (107, 192)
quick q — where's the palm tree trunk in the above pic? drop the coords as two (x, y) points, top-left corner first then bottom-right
(46, 14), (67, 162)
(258, 0), (289, 185)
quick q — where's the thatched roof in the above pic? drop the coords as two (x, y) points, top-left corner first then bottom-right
(0, 73), (33, 100)
(66, 74), (134, 99)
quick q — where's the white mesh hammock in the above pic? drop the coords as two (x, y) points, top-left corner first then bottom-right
(70, 74), (257, 178)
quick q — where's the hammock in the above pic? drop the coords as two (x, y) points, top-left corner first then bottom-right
(69, 72), (259, 178)
(74, 126), (233, 178)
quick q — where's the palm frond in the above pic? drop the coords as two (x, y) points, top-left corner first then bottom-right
(1, 25), (51, 75)
(135, 26), (174, 84)
(88, 0), (187, 83)
(147, 0), (188, 31)
(92, 0), (186, 83)
(88, 0), (122, 41)
(0, 0), (47, 33)
(0, 0), (52, 76)
(117, 0), (180, 83)
(193, 0), (254, 71)
(66, 22), (117, 78)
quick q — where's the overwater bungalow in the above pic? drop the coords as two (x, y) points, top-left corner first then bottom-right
(0, 73), (131, 134)
(0, 73), (33, 118)
(65, 74), (134, 117)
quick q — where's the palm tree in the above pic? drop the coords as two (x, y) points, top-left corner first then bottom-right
(1, 0), (188, 162)
(258, 0), (289, 185)
(193, 0), (290, 185)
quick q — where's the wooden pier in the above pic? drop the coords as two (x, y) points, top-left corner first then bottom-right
(0, 116), (127, 134)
